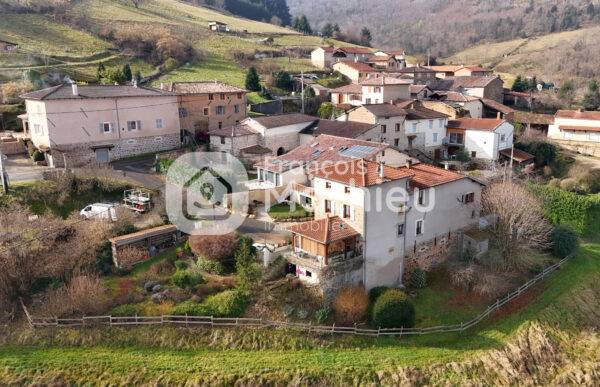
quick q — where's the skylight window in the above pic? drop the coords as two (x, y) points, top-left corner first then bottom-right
(312, 150), (323, 156)
(283, 162), (291, 167)
(271, 159), (282, 164)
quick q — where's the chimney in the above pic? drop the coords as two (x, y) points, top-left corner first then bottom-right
(379, 162), (385, 178)
(444, 162), (449, 170)
(71, 83), (78, 96)
(496, 112), (501, 119)
(390, 99), (394, 104)
(406, 159), (413, 169)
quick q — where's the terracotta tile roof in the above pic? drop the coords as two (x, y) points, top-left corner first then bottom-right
(499, 148), (535, 162)
(440, 91), (480, 102)
(109, 225), (177, 245)
(158, 82), (247, 94)
(311, 120), (376, 139)
(330, 83), (362, 94)
(361, 103), (407, 117)
(503, 90), (537, 98)
(336, 47), (374, 55)
(333, 62), (377, 72)
(426, 65), (489, 73)
(480, 98), (515, 114)
(404, 107), (449, 120)
(384, 50), (405, 55)
(286, 216), (359, 244)
(316, 46), (336, 53)
(555, 110), (600, 121)
(367, 55), (395, 62)
(398, 163), (466, 190)
(311, 158), (413, 187)
(360, 77), (411, 86)
(207, 124), (257, 137)
(410, 85), (427, 93)
(254, 134), (388, 173)
(240, 144), (272, 154)
(395, 66), (436, 74)
(21, 84), (174, 100)
(558, 125), (600, 132)
(394, 99), (415, 109)
(447, 117), (505, 131)
(250, 113), (318, 128)
(451, 76), (500, 88)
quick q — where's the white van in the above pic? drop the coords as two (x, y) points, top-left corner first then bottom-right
(80, 203), (119, 221)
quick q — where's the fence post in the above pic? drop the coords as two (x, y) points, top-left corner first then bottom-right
(308, 321), (312, 335)
(236, 318), (239, 327)
(460, 321), (464, 331)
(399, 326), (403, 338)
(185, 313), (189, 328)
(19, 297), (33, 330)
(109, 315), (113, 327)
(377, 327), (381, 337)
(331, 323), (335, 335)
(419, 327), (423, 335)
(161, 315), (164, 325)
(135, 314), (138, 326)
(55, 316), (59, 327)
(210, 315), (214, 328)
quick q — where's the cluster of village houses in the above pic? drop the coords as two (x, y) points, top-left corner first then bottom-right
(10, 45), (600, 294)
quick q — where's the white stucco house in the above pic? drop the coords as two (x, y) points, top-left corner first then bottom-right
(547, 109), (600, 157)
(445, 117), (514, 160)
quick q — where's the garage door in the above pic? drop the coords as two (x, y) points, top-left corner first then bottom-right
(96, 149), (109, 163)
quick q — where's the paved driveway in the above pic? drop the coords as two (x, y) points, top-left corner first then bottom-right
(110, 156), (165, 190)
(3, 154), (49, 183)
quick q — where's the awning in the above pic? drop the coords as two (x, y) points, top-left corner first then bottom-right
(89, 143), (115, 150)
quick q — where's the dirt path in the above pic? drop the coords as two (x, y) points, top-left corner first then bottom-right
(574, 154), (600, 171)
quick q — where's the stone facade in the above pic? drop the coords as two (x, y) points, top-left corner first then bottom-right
(402, 231), (459, 282)
(48, 134), (181, 168)
(551, 139), (600, 157)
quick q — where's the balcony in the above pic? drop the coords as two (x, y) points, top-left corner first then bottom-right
(442, 137), (464, 147)
(288, 247), (362, 269)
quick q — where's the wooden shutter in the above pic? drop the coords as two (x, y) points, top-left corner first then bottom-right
(99, 123), (104, 134)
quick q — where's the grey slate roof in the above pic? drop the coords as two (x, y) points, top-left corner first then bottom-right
(21, 84), (175, 100)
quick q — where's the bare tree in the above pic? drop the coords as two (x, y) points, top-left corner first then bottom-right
(481, 182), (552, 268)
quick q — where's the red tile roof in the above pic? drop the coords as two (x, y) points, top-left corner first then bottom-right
(336, 47), (374, 55)
(367, 55), (396, 63)
(311, 158), (412, 187)
(333, 62), (377, 72)
(499, 148), (535, 162)
(330, 83), (362, 94)
(360, 76), (411, 86)
(109, 225), (177, 245)
(440, 91), (480, 102)
(398, 163), (466, 190)
(312, 120), (376, 139)
(427, 65), (489, 73)
(286, 216), (359, 244)
(480, 98), (515, 114)
(240, 145), (272, 154)
(555, 110), (600, 121)
(558, 125), (600, 132)
(159, 82), (247, 94)
(503, 90), (537, 98)
(447, 117), (505, 131)
(383, 50), (406, 55)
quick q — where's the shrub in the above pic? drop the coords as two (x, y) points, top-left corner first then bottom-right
(368, 286), (391, 304)
(32, 150), (44, 162)
(196, 256), (225, 275)
(548, 178), (561, 188)
(282, 304), (294, 317)
(263, 256), (287, 282)
(174, 260), (187, 271)
(315, 306), (329, 324)
(171, 269), (203, 289)
(371, 290), (415, 329)
(551, 225), (579, 258)
(184, 239), (191, 254)
(333, 287), (369, 325)
(164, 57), (180, 71)
(575, 172), (598, 193)
(188, 233), (238, 262)
(150, 260), (175, 275)
(109, 304), (141, 316)
(169, 300), (211, 316)
(202, 290), (247, 317)
(560, 178), (579, 192)
(409, 268), (427, 289)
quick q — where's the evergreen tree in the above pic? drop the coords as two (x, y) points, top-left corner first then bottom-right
(133, 71), (141, 83)
(512, 75), (526, 92)
(360, 27), (372, 47)
(321, 23), (334, 37)
(97, 62), (105, 81)
(583, 80), (600, 111)
(245, 66), (261, 92)
(298, 15), (312, 34)
(274, 71), (292, 90)
(122, 64), (132, 82)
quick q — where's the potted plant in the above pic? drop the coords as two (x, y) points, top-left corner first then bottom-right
(176, 247), (183, 258)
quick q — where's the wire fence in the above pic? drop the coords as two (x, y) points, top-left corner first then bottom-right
(24, 254), (572, 336)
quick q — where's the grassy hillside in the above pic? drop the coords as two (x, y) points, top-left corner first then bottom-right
(445, 26), (600, 88)
(1, 229), (599, 384)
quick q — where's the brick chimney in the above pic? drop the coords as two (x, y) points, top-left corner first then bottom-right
(406, 159), (412, 169)
(379, 162), (385, 178)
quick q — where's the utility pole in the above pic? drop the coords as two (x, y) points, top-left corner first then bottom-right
(0, 142), (8, 194)
(301, 70), (305, 114)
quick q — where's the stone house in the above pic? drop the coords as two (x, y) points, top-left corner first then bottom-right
(373, 50), (407, 68)
(366, 55), (400, 71)
(360, 76), (412, 104)
(330, 83), (363, 106)
(20, 84), (181, 167)
(156, 82), (247, 140)
(208, 21), (228, 32)
(332, 61), (378, 84)
(446, 117), (514, 161)
(311, 46), (373, 69)
(433, 76), (504, 103)
(547, 109), (600, 157)
(394, 66), (437, 86)
(287, 158), (484, 291)
(208, 113), (318, 164)
(427, 65), (491, 78)
(402, 107), (449, 159)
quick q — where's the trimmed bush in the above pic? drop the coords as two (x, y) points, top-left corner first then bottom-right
(551, 225), (579, 258)
(109, 304), (141, 316)
(174, 261), (187, 271)
(202, 290), (247, 317)
(196, 256), (225, 275)
(368, 286), (391, 304)
(409, 268), (427, 289)
(171, 269), (203, 289)
(372, 290), (415, 329)
(32, 150), (44, 162)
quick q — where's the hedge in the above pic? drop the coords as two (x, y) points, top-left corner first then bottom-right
(168, 290), (247, 317)
(371, 290), (415, 329)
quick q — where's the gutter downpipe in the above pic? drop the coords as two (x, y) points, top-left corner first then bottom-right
(362, 187), (367, 288)
(114, 99), (122, 159)
(401, 178), (409, 286)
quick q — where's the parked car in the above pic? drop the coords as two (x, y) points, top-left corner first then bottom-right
(80, 202), (119, 221)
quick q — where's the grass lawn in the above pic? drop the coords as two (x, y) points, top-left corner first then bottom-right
(158, 55), (247, 88)
(314, 76), (350, 89)
(267, 202), (314, 219)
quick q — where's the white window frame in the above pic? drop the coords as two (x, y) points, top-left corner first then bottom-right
(563, 131), (573, 139)
(438, 119), (443, 128)
(34, 124), (43, 135)
(155, 119), (163, 129)
(127, 120), (141, 131)
(412, 123), (417, 133)
(101, 122), (113, 134)
(588, 132), (600, 142)
(428, 120), (433, 129)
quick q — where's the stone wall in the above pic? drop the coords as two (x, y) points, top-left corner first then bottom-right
(1, 138), (26, 155)
(403, 230), (459, 282)
(48, 134), (181, 168)
(552, 139), (600, 157)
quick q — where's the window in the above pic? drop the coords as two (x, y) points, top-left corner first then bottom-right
(449, 132), (464, 144)
(439, 119), (444, 128)
(471, 151), (477, 158)
(234, 104), (239, 113)
(366, 98), (371, 104)
(381, 124), (387, 133)
(179, 108), (187, 118)
(34, 124), (43, 135)
(203, 108), (209, 115)
(412, 123), (417, 133)
(325, 182), (331, 189)
(324, 199), (331, 213)
(343, 204), (351, 218)
(433, 133), (438, 143)
(381, 150), (385, 156)
(394, 138), (399, 146)
(155, 119), (163, 129)
(127, 120), (140, 131)
(463, 192), (475, 203)
(418, 190), (424, 205)
(101, 122), (112, 133)
(344, 186), (350, 193)
(589, 133), (600, 142)
(216, 106), (226, 115)
(374, 87), (381, 93)
(366, 138), (371, 142)
(416, 136), (422, 145)
(218, 122), (222, 129)
(237, 93), (242, 99)
(429, 120), (433, 129)
(220, 136), (225, 144)
(395, 123), (400, 132)
(220, 94), (225, 100)
(500, 134), (506, 142)
(416, 219), (423, 235)
(563, 131), (573, 139)
(397, 223), (404, 236)
(208, 94), (214, 100)
(305, 270), (312, 278)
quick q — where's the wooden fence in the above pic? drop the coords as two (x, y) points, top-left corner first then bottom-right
(24, 254), (572, 336)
